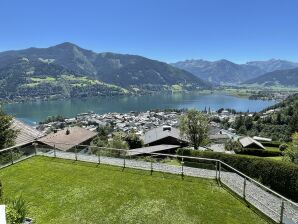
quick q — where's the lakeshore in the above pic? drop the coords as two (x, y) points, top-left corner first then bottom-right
(3, 93), (276, 125)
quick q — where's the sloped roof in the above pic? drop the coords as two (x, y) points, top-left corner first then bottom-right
(38, 126), (97, 151)
(209, 134), (230, 140)
(11, 119), (44, 146)
(239, 137), (265, 150)
(127, 144), (180, 156)
(253, 136), (272, 142)
(143, 126), (187, 145)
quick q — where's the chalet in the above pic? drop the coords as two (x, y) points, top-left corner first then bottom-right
(38, 126), (97, 151)
(143, 126), (188, 146)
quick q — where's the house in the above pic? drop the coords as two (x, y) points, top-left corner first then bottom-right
(209, 134), (230, 144)
(239, 137), (265, 150)
(143, 126), (188, 146)
(38, 126), (97, 151)
(11, 119), (44, 146)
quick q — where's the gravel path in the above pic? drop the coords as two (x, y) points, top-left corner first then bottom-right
(37, 150), (298, 224)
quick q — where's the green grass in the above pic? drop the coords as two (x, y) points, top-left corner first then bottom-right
(265, 146), (280, 152)
(0, 157), (268, 224)
(265, 156), (283, 161)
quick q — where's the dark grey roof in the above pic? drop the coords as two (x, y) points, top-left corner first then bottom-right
(127, 144), (180, 156)
(143, 126), (187, 145)
(209, 134), (230, 140)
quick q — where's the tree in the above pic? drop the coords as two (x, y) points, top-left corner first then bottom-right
(283, 133), (298, 164)
(244, 117), (253, 130)
(238, 125), (247, 135)
(96, 125), (112, 141)
(125, 132), (143, 149)
(289, 103), (298, 132)
(233, 116), (245, 130)
(108, 133), (128, 149)
(0, 110), (18, 149)
(179, 109), (209, 149)
(225, 140), (243, 153)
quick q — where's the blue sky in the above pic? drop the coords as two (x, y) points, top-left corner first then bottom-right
(0, 0), (297, 63)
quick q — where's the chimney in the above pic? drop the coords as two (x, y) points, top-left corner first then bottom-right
(163, 126), (171, 131)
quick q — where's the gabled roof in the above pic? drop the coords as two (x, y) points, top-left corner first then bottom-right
(209, 134), (230, 140)
(11, 119), (44, 146)
(127, 144), (180, 156)
(38, 126), (97, 151)
(239, 137), (265, 150)
(253, 136), (272, 142)
(143, 126), (187, 145)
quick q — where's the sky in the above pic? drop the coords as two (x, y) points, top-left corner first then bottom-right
(0, 0), (298, 63)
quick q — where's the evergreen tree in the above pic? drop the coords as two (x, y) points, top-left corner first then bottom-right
(0, 110), (18, 149)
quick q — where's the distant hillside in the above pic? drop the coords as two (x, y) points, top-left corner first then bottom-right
(243, 67), (298, 87)
(247, 59), (298, 73)
(0, 58), (128, 100)
(0, 42), (209, 89)
(171, 59), (298, 85)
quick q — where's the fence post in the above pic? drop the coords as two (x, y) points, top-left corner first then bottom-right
(218, 162), (221, 183)
(75, 146), (78, 161)
(123, 151), (126, 169)
(181, 158), (184, 179)
(280, 200), (285, 224)
(150, 156), (153, 175)
(98, 148), (101, 165)
(243, 177), (247, 200)
(10, 148), (14, 165)
(34, 142), (37, 155)
(215, 161), (218, 180)
(54, 145), (56, 158)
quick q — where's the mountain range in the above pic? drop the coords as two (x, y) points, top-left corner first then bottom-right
(0, 43), (209, 100)
(243, 67), (298, 87)
(0, 42), (207, 87)
(0, 42), (298, 101)
(171, 59), (298, 85)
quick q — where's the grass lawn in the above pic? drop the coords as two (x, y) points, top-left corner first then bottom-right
(265, 146), (280, 152)
(0, 157), (268, 224)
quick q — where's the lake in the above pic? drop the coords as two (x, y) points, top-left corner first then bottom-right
(3, 93), (276, 125)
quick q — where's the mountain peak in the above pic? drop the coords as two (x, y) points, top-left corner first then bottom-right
(52, 42), (78, 49)
(215, 59), (234, 64)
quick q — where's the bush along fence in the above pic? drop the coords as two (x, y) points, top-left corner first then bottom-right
(177, 148), (298, 203)
(0, 142), (297, 224)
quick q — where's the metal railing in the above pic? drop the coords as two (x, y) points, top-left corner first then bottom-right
(0, 141), (297, 224)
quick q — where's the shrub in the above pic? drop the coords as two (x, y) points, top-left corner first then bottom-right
(177, 148), (298, 202)
(235, 148), (282, 157)
(124, 132), (143, 149)
(6, 196), (27, 224)
(260, 141), (281, 147)
(279, 143), (289, 151)
(224, 140), (242, 152)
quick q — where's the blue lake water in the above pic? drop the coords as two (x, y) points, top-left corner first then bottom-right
(3, 93), (276, 125)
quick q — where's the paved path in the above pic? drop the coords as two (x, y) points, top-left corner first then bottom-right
(37, 150), (298, 224)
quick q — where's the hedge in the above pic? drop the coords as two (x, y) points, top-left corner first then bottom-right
(177, 148), (298, 202)
(235, 148), (282, 157)
(260, 141), (281, 147)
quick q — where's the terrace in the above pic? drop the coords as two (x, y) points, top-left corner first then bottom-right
(0, 142), (297, 223)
